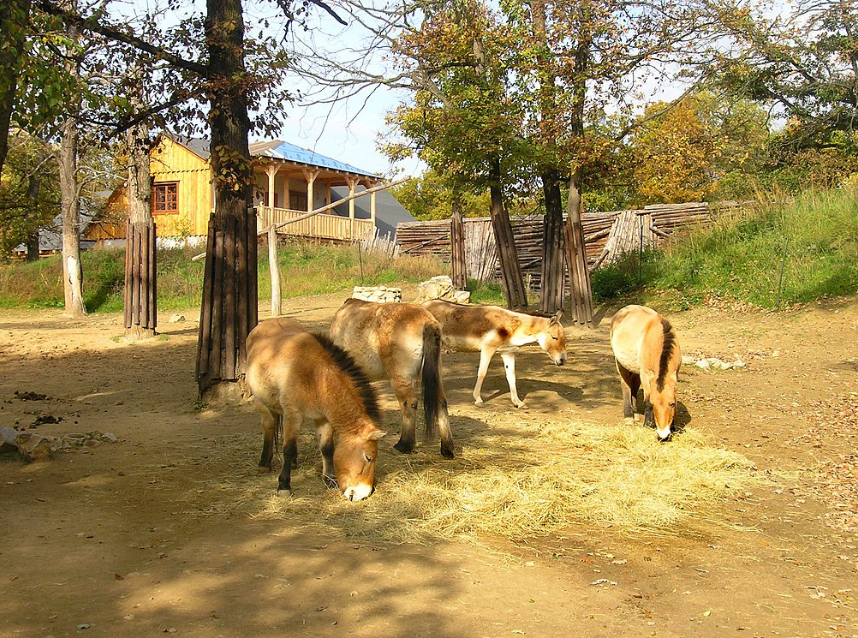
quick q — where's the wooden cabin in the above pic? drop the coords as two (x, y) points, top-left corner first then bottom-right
(95, 135), (413, 243)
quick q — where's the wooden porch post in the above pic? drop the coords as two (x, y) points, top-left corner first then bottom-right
(304, 168), (320, 238)
(325, 182), (331, 206)
(266, 164), (277, 208)
(346, 176), (358, 240)
(266, 164), (281, 317)
(370, 188), (377, 230)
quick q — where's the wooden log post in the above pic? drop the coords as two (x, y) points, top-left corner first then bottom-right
(268, 225), (281, 316)
(540, 171), (565, 314)
(563, 171), (594, 325)
(450, 197), (467, 290)
(489, 161), (528, 310)
(196, 208), (258, 398)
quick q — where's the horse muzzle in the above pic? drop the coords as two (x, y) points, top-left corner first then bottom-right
(343, 483), (374, 502)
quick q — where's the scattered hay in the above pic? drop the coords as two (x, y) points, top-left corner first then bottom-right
(188, 412), (761, 545)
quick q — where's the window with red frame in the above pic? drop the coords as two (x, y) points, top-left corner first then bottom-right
(152, 182), (179, 214)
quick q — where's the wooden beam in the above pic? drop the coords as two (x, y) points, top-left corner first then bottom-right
(265, 164), (277, 208)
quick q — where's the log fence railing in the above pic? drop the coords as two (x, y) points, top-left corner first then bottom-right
(395, 201), (749, 288)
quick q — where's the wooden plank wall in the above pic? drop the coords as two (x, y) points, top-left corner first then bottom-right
(150, 137), (212, 237)
(396, 202), (747, 286)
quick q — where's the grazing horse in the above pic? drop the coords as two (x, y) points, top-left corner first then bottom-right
(610, 304), (682, 442)
(330, 298), (454, 459)
(245, 318), (386, 501)
(422, 300), (567, 408)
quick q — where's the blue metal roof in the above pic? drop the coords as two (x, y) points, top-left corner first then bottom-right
(253, 140), (379, 178)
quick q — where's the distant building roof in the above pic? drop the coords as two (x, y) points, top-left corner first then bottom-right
(331, 186), (415, 239)
(250, 140), (379, 179)
(165, 135), (379, 179)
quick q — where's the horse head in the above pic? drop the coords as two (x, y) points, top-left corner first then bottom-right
(646, 373), (678, 442)
(334, 423), (387, 502)
(537, 310), (567, 366)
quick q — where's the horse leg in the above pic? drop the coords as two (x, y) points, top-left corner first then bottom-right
(317, 421), (337, 489)
(616, 362), (641, 425)
(500, 351), (525, 408)
(276, 408), (300, 496)
(391, 376), (419, 454)
(473, 347), (496, 406)
(256, 401), (278, 472)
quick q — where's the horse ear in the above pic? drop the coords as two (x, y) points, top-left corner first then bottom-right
(367, 429), (387, 441)
(551, 310), (563, 324)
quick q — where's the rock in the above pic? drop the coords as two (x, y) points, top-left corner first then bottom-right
(415, 276), (454, 303)
(681, 355), (696, 366)
(452, 290), (471, 304)
(168, 314), (186, 323)
(351, 286), (402, 303)
(100, 432), (118, 443)
(695, 359), (711, 369)
(15, 432), (54, 461)
(415, 275), (471, 304)
(1, 426), (19, 453)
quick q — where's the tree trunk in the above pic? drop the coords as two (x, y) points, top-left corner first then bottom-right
(25, 231), (39, 260)
(540, 171), (565, 314)
(489, 160), (527, 310)
(563, 168), (593, 325)
(25, 174), (41, 261)
(124, 109), (157, 340)
(0, 0), (31, 177)
(530, 0), (565, 315)
(57, 117), (86, 317)
(195, 0), (258, 400)
(450, 193), (467, 290)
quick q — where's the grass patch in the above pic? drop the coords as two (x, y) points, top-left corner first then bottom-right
(185, 413), (761, 544)
(0, 242), (451, 312)
(592, 188), (858, 310)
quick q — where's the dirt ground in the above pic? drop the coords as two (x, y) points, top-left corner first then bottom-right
(1, 291), (857, 638)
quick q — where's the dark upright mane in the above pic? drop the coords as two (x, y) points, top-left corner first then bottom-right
(312, 333), (382, 424)
(656, 317), (678, 391)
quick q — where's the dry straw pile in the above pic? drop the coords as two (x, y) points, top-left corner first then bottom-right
(202, 410), (760, 545)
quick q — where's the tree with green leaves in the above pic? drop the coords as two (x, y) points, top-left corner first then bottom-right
(0, 133), (59, 258)
(712, 0), (858, 148)
(384, 0), (531, 308)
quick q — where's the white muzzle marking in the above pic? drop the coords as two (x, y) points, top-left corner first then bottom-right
(343, 483), (373, 502)
(656, 426), (672, 441)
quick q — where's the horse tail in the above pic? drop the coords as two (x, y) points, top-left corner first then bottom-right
(421, 322), (445, 439)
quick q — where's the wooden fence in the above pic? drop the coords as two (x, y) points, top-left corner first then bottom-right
(396, 201), (748, 286)
(257, 205), (374, 241)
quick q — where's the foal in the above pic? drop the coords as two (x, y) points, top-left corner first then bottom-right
(246, 318), (386, 501)
(610, 304), (682, 442)
(422, 300), (567, 408)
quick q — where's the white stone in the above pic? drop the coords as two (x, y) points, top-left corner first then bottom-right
(168, 314), (186, 323)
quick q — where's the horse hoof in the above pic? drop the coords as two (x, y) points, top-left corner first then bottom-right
(474, 399), (484, 407)
(440, 446), (455, 460)
(276, 488), (292, 498)
(257, 464), (272, 474)
(323, 476), (338, 489)
(514, 402), (527, 409)
(624, 417), (635, 426)
(393, 440), (415, 454)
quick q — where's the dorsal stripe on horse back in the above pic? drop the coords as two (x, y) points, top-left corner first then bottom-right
(312, 333), (382, 424)
(657, 317), (677, 391)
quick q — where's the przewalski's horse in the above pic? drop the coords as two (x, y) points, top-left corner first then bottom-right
(245, 318), (386, 501)
(610, 304), (682, 442)
(330, 298), (455, 459)
(421, 300), (567, 409)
